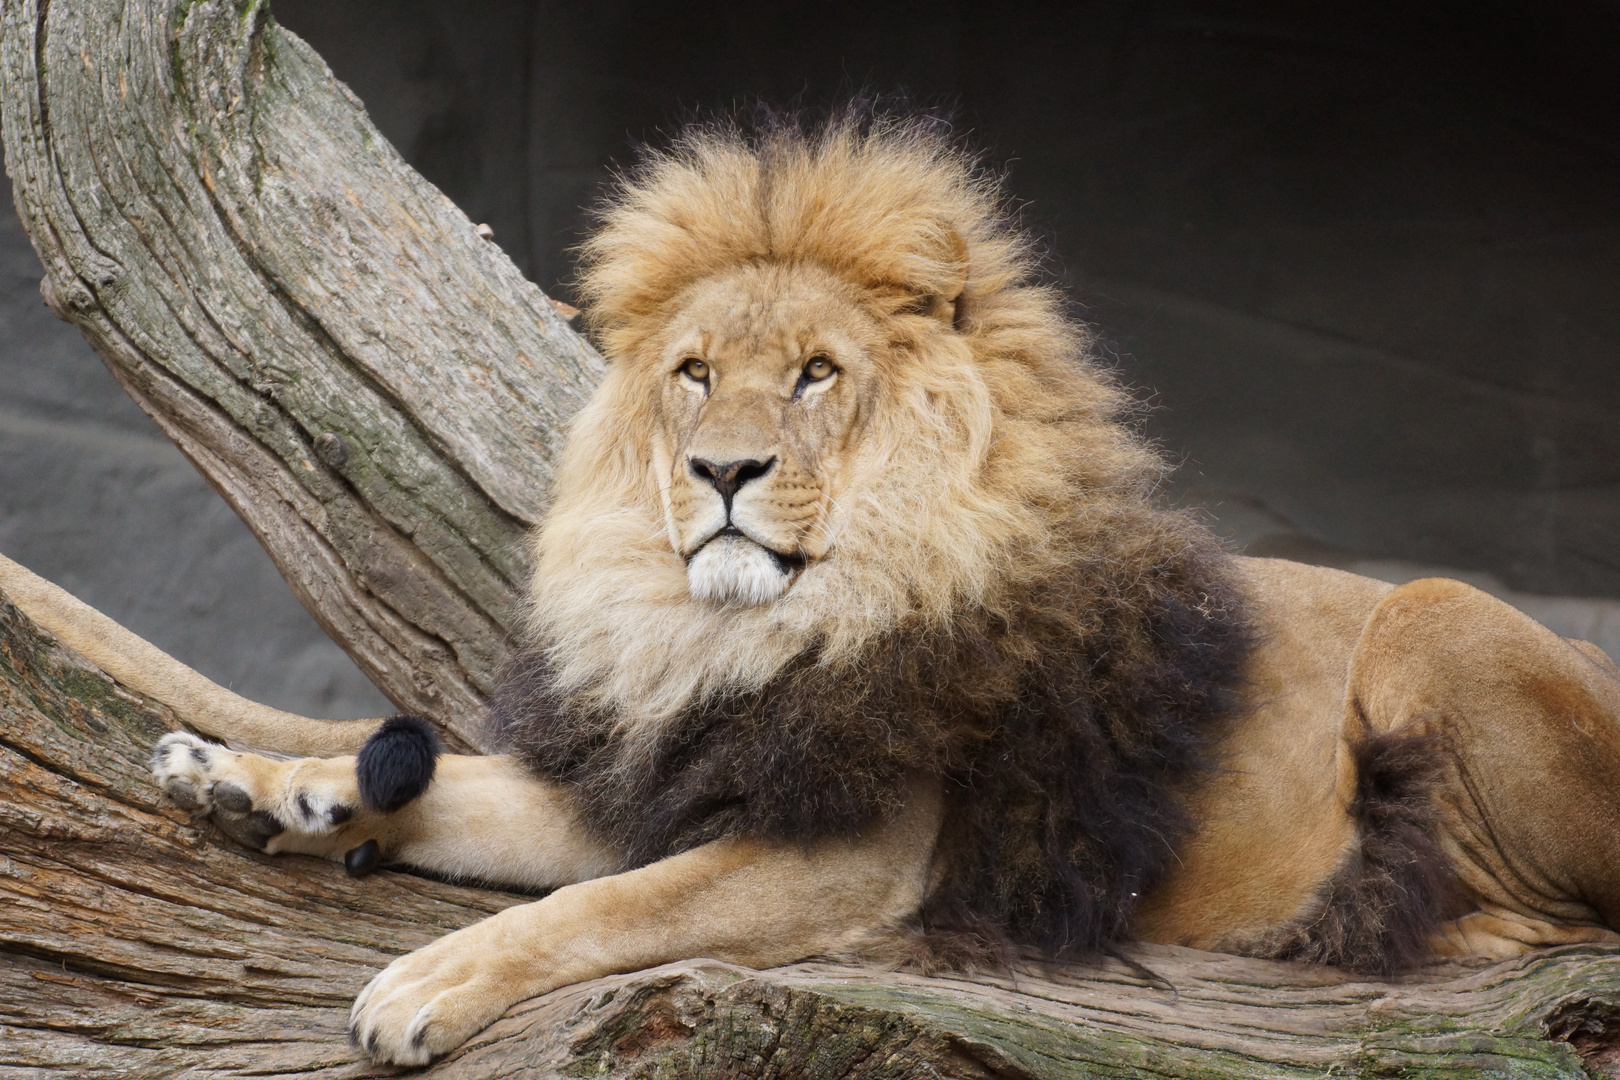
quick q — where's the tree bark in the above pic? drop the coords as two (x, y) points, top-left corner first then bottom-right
(1, 0), (603, 749)
(4, 0), (1620, 1076)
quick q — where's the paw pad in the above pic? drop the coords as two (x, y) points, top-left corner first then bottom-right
(213, 781), (253, 814)
(345, 839), (382, 877)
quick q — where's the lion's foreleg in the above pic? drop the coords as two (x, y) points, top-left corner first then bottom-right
(150, 730), (623, 890)
(347, 776), (945, 1065)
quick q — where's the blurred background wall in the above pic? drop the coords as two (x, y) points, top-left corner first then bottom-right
(2, 0), (1617, 715)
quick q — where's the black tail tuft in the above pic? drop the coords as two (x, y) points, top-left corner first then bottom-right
(356, 715), (442, 813)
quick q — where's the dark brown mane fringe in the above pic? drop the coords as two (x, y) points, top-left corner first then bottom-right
(1241, 718), (1464, 975)
(491, 521), (1252, 960)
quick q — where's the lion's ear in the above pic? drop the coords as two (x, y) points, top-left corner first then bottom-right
(910, 225), (970, 329)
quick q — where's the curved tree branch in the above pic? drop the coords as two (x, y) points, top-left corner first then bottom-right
(2, 0), (603, 747)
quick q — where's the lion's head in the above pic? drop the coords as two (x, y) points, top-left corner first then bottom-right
(527, 113), (1171, 725)
(498, 114), (1251, 952)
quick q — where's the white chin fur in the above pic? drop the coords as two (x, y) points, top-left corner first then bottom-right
(687, 535), (792, 606)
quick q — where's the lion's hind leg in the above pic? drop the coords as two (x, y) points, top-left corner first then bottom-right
(1349, 577), (1620, 957)
(150, 723), (624, 889)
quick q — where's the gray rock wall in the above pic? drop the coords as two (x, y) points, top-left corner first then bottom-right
(1, 0), (1616, 716)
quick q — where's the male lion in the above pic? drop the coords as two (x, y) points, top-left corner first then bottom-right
(5, 114), (1620, 1067)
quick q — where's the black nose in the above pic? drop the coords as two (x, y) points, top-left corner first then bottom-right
(689, 457), (775, 512)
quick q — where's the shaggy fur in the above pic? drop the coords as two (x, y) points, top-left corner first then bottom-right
(489, 109), (1256, 958)
(494, 543), (1249, 955)
(1239, 719), (1464, 975)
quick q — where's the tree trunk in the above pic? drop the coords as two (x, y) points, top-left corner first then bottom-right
(1, 0), (603, 749)
(4, 0), (1620, 1076)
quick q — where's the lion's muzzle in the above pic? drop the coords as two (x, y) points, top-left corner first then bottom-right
(686, 531), (800, 605)
(682, 455), (807, 605)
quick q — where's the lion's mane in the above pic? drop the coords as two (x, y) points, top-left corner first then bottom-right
(491, 111), (1252, 958)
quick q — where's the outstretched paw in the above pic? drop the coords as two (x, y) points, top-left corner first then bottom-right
(349, 917), (537, 1065)
(149, 731), (221, 812)
(149, 731), (355, 851)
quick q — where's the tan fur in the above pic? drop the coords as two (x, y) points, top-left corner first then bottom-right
(1347, 577), (1620, 941)
(0, 552), (380, 755)
(1138, 561), (1620, 958)
(1, 114), (1614, 1065)
(150, 733), (621, 887)
(1130, 558), (1391, 944)
(346, 776), (942, 1063)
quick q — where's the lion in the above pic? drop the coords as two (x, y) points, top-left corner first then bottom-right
(5, 112), (1620, 1067)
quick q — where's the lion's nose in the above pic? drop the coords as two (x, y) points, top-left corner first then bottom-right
(689, 457), (775, 513)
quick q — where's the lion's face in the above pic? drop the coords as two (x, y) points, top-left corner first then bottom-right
(650, 263), (887, 605)
(530, 118), (1153, 721)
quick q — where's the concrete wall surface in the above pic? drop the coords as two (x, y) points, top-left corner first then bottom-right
(1, 0), (1616, 714)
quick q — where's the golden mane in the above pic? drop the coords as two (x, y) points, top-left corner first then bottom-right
(527, 113), (1183, 727)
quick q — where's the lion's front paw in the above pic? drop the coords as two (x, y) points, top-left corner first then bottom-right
(349, 923), (536, 1065)
(148, 732), (355, 852)
(150, 731), (220, 812)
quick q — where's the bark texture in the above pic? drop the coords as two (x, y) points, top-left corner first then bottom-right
(1, 0), (603, 748)
(6, 0), (1620, 1076)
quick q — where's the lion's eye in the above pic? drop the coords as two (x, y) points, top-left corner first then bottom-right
(802, 356), (835, 381)
(680, 358), (709, 382)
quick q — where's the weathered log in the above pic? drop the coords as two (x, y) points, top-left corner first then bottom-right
(5, 586), (1620, 1077)
(8, 0), (1620, 1075)
(0, 0), (603, 747)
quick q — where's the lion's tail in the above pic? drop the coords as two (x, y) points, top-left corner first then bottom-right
(0, 551), (384, 756)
